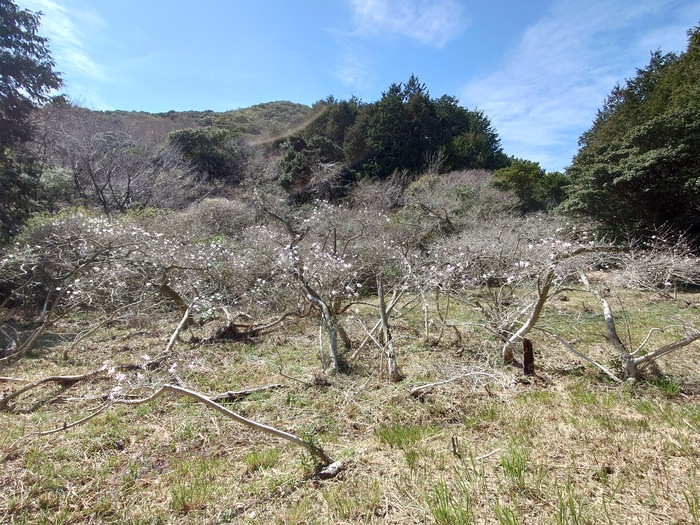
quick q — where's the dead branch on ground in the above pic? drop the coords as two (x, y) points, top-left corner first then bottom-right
(11, 383), (341, 473)
(409, 371), (500, 399)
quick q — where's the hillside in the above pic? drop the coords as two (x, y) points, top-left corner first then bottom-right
(68, 100), (315, 142)
(212, 101), (315, 138)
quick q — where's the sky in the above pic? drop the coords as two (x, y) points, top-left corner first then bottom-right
(16, 0), (700, 172)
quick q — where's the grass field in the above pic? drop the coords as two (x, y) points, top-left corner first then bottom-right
(1, 289), (699, 524)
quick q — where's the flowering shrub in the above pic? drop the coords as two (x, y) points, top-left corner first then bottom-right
(0, 200), (412, 346)
(4, 193), (696, 372)
(616, 234), (700, 295)
(408, 213), (619, 348)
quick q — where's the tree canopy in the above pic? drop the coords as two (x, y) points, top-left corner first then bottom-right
(0, 0), (61, 147)
(280, 75), (509, 193)
(493, 159), (566, 213)
(168, 127), (238, 181)
(563, 26), (700, 244)
(0, 0), (62, 242)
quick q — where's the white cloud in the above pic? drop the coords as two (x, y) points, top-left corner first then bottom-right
(334, 50), (372, 90)
(460, 0), (694, 172)
(349, 0), (468, 48)
(19, 0), (111, 85)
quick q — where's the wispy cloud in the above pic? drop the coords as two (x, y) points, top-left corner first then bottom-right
(20, 0), (111, 87)
(460, 0), (697, 172)
(334, 50), (372, 90)
(349, 0), (468, 48)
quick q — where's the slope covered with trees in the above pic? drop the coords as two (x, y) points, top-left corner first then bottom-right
(280, 75), (511, 200)
(563, 26), (700, 244)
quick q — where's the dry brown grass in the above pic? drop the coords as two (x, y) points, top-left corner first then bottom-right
(1, 289), (699, 524)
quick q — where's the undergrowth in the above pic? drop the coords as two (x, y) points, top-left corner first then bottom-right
(1, 290), (699, 524)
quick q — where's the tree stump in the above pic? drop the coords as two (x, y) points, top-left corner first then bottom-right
(523, 338), (535, 376)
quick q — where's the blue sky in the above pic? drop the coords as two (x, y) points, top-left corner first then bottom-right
(17, 0), (700, 172)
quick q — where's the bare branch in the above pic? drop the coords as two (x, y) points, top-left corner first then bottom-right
(10, 379), (340, 471)
(409, 371), (498, 398)
(210, 384), (285, 402)
(11, 402), (113, 448)
(536, 328), (621, 382)
(164, 304), (192, 354)
(114, 384), (336, 465)
(634, 332), (700, 366)
(0, 370), (107, 409)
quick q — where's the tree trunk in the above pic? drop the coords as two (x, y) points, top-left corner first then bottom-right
(377, 274), (401, 382)
(297, 274), (347, 372)
(502, 267), (554, 364)
(579, 272), (639, 379)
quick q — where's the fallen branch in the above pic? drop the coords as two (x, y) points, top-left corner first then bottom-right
(14, 383), (339, 470)
(0, 370), (107, 409)
(11, 401), (112, 447)
(210, 384), (285, 402)
(410, 372), (497, 398)
(537, 328), (621, 383)
(474, 448), (503, 461)
(118, 385), (337, 465)
(9, 375), (341, 475)
(207, 311), (305, 341)
(0, 361), (162, 410)
(0, 376), (30, 383)
(139, 385), (335, 465)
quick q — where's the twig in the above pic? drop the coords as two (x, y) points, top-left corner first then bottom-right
(0, 377), (30, 383)
(277, 369), (315, 387)
(0, 360), (166, 410)
(1, 370), (107, 409)
(11, 402), (112, 447)
(352, 286), (405, 359)
(474, 448), (502, 461)
(63, 298), (149, 358)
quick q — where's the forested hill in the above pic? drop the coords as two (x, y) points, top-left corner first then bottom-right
(2, 15), (699, 247)
(64, 100), (315, 141)
(22, 79), (529, 221)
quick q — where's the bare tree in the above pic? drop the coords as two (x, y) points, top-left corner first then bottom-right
(31, 102), (198, 213)
(581, 272), (700, 380)
(615, 233), (700, 298)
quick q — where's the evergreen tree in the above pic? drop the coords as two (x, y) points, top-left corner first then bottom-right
(563, 26), (700, 244)
(0, 0), (62, 242)
(280, 76), (508, 188)
(493, 159), (566, 213)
